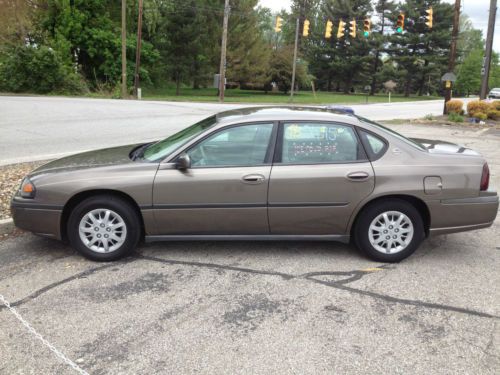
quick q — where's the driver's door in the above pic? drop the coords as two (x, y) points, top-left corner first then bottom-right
(152, 122), (276, 235)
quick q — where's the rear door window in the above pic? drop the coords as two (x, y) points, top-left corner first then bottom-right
(279, 122), (365, 164)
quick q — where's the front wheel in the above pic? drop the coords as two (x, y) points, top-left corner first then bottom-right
(67, 195), (141, 261)
(354, 199), (425, 262)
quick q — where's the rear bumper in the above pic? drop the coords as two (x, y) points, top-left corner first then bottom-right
(428, 193), (499, 236)
(11, 200), (62, 240)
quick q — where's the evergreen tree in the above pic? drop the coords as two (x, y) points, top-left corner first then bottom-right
(369, 0), (397, 94)
(388, 0), (453, 96)
(226, 0), (271, 87)
(321, 0), (373, 93)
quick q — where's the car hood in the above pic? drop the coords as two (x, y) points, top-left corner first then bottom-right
(410, 138), (481, 156)
(30, 144), (141, 176)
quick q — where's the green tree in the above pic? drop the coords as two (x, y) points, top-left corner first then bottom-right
(369, 0), (397, 94)
(320, 0), (373, 93)
(226, 0), (271, 87)
(388, 0), (453, 96)
(455, 47), (483, 96)
(267, 45), (308, 93)
(161, 0), (201, 94)
(457, 14), (484, 63)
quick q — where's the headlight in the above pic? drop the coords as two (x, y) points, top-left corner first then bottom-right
(19, 177), (36, 198)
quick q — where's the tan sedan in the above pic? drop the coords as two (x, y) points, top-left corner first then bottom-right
(11, 107), (498, 262)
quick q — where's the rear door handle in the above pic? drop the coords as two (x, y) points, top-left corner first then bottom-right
(242, 174), (266, 184)
(346, 171), (370, 181)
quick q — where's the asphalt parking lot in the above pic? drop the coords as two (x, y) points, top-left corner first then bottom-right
(1, 123), (499, 374)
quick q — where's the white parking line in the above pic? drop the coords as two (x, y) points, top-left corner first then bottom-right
(0, 293), (89, 375)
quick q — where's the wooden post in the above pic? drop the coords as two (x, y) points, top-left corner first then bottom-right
(134, 0), (143, 99)
(443, 0), (460, 114)
(479, 0), (497, 99)
(218, 0), (230, 102)
(121, 0), (127, 99)
(290, 18), (300, 102)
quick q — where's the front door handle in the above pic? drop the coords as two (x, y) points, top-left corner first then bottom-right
(346, 171), (370, 181)
(241, 174), (266, 184)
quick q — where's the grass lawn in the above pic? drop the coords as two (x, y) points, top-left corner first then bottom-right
(143, 87), (440, 104)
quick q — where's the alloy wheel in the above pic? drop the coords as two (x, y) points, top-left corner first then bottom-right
(78, 208), (127, 253)
(368, 211), (414, 254)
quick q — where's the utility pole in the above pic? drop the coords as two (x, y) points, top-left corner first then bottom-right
(121, 0), (127, 99)
(290, 18), (300, 102)
(218, 0), (230, 102)
(480, 0), (497, 99)
(443, 0), (460, 114)
(134, 0), (143, 99)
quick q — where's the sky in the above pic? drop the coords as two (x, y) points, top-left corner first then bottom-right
(259, 0), (499, 51)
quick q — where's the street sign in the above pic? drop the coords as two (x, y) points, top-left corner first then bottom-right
(441, 72), (457, 82)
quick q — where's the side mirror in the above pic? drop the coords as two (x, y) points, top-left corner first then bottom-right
(176, 153), (191, 170)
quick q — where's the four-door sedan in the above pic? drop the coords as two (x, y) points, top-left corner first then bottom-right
(11, 107), (499, 262)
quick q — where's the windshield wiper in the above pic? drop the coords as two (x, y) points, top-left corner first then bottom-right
(130, 142), (153, 161)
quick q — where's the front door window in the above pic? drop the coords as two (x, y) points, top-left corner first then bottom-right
(187, 123), (274, 167)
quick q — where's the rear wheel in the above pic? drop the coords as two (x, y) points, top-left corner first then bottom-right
(67, 195), (141, 261)
(354, 199), (425, 262)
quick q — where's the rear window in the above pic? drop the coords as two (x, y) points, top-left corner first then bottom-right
(358, 130), (387, 160)
(356, 116), (427, 151)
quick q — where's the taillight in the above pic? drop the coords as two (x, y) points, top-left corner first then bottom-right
(480, 163), (490, 191)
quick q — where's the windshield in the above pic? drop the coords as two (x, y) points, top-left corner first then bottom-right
(142, 115), (217, 161)
(356, 115), (427, 151)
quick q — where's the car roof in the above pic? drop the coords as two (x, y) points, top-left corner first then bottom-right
(215, 106), (360, 126)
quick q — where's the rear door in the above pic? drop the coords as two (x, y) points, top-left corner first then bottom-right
(268, 121), (375, 235)
(152, 122), (277, 235)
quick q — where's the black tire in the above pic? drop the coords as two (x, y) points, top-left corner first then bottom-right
(353, 199), (425, 263)
(67, 194), (141, 261)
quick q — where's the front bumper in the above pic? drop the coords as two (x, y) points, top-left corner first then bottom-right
(428, 193), (499, 236)
(11, 200), (63, 240)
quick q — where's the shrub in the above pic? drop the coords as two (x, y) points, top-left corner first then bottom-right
(487, 108), (500, 120)
(490, 100), (500, 111)
(448, 112), (464, 122)
(424, 114), (434, 121)
(467, 100), (489, 118)
(0, 45), (88, 94)
(476, 112), (488, 121)
(446, 99), (464, 114)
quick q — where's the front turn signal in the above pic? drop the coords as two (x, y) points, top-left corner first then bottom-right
(20, 177), (36, 198)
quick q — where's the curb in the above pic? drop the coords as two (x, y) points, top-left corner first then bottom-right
(0, 218), (14, 236)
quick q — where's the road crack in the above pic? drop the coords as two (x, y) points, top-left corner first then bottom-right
(1, 253), (497, 320)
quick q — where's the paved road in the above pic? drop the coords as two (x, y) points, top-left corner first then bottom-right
(0, 124), (498, 374)
(0, 95), (469, 166)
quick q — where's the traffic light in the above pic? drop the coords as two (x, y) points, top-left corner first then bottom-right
(325, 20), (333, 38)
(363, 18), (371, 37)
(337, 19), (346, 38)
(396, 13), (405, 33)
(274, 16), (283, 32)
(425, 7), (433, 28)
(349, 19), (356, 38)
(303, 19), (310, 37)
